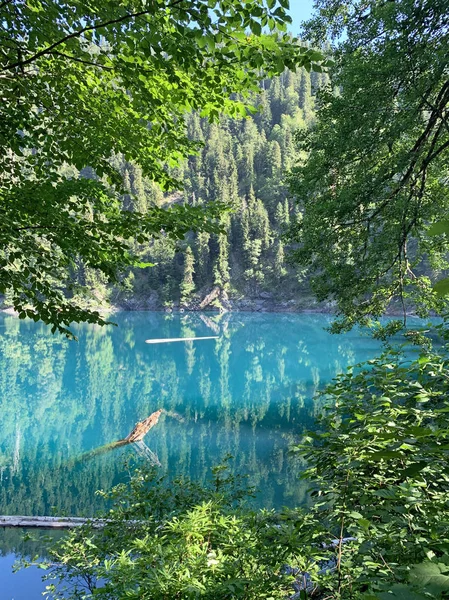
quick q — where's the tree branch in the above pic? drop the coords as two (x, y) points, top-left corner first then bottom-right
(1, 0), (187, 73)
(48, 51), (113, 70)
(339, 84), (449, 229)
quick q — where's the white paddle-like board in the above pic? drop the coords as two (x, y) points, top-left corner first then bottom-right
(145, 336), (218, 344)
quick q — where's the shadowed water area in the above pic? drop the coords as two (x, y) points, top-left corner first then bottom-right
(0, 311), (403, 597)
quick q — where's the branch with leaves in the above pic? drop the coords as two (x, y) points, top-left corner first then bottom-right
(287, 0), (449, 331)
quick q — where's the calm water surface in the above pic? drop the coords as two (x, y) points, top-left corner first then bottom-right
(0, 311), (400, 597)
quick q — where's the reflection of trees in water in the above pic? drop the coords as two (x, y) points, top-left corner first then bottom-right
(0, 312), (378, 533)
(0, 527), (63, 559)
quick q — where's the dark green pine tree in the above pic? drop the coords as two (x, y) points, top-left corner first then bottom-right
(213, 232), (230, 290)
(274, 240), (287, 281)
(195, 231), (210, 288)
(180, 246), (196, 304)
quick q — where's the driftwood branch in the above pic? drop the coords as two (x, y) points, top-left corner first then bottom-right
(145, 336), (218, 344)
(123, 409), (163, 443)
(77, 409), (164, 463)
(199, 285), (221, 309)
(199, 313), (221, 334)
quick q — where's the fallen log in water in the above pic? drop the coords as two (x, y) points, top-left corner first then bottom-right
(124, 409), (163, 442)
(0, 515), (103, 529)
(199, 285), (221, 309)
(10, 413), (168, 529)
(198, 314), (221, 334)
(0, 515), (156, 530)
(132, 440), (161, 465)
(77, 409), (164, 463)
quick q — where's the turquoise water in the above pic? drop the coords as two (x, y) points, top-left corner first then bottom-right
(0, 311), (397, 597)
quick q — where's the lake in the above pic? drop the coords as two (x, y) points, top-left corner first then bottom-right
(0, 311), (395, 597)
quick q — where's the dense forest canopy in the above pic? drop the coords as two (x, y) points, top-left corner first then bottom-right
(107, 66), (328, 311)
(0, 0), (325, 336)
(287, 0), (449, 331)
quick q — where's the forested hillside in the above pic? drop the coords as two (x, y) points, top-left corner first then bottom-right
(81, 67), (328, 311)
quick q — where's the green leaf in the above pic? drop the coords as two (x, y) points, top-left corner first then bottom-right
(375, 584), (429, 600)
(409, 561), (449, 595)
(367, 450), (403, 460)
(401, 462), (427, 478)
(358, 518), (371, 529)
(428, 220), (449, 236)
(348, 511), (363, 519)
(434, 277), (449, 297)
(372, 488), (397, 499)
(308, 50), (324, 61)
(250, 20), (262, 36)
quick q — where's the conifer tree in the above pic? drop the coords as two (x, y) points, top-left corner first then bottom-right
(274, 240), (287, 280)
(266, 140), (282, 181)
(195, 231), (211, 288)
(122, 169), (132, 211)
(298, 69), (314, 123)
(283, 199), (290, 226)
(130, 164), (146, 213)
(269, 77), (283, 125)
(213, 233), (230, 290)
(257, 89), (273, 134)
(180, 247), (196, 304)
(275, 202), (285, 228)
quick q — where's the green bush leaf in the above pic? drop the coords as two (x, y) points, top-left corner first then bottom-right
(428, 220), (449, 236)
(434, 277), (449, 297)
(409, 561), (449, 594)
(375, 584), (429, 600)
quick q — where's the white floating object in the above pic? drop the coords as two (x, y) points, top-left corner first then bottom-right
(145, 336), (218, 344)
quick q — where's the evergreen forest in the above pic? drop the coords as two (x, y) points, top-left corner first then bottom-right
(71, 67), (327, 312)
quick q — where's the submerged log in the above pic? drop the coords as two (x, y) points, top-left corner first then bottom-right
(132, 440), (161, 465)
(0, 515), (153, 530)
(198, 314), (221, 334)
(0, 515), (103, 529)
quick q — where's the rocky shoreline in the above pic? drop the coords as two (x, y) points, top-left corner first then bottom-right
(116, 286), (417, 317)
(117, 285), (336, 314)
(0, 285), (421, 318)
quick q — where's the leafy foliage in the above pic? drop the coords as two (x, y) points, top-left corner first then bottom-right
(0, 0), (324, 335)
(12, 1), (449, 599)
(287, 0), (449, 330)
(295, 349), (449, 598)
(41, 462), (318, 599)
(284, 3), (449, 588)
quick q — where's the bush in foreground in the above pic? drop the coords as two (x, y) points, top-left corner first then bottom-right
(40, 349), (449, 599)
